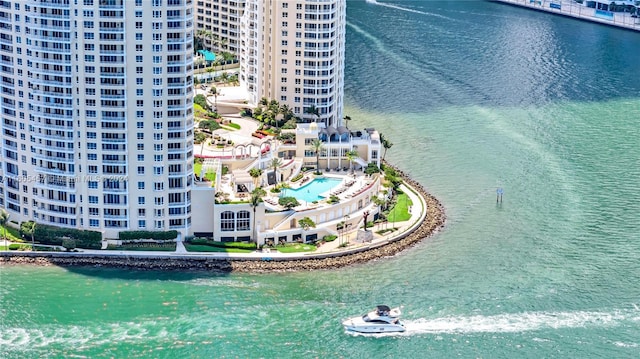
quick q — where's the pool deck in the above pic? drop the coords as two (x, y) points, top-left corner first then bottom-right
(492, 0), (640, 32)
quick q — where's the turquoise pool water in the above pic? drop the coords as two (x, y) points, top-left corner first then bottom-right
(282, 177), (342, 202)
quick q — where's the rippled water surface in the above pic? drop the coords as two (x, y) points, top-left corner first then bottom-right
(2, 1), (640, 357)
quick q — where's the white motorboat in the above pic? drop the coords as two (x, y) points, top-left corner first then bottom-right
(342, 305), (406, 333)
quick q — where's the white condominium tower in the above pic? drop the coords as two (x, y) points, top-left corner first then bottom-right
(240, 0), (346, 127)
(0, 0), (195, 238)
(196, 0), (346, 127)
(194, 0), (244, 54)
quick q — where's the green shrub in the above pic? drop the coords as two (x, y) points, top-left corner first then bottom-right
(291, 173), (304, 182)
(187, 238), (256, 250)
(327, 195), (340, 204)
(194, 94), (211, 111)
(118, 230), (178, 241)
(1, 224), (23, 242)
(364, 162), (381, 175)
(199, 119), (221, 131)
(34, 224), (102, 249)
(278, 196), (300, 209)
(8, 244), (21, 250)
(62, 238), (77, 251)
(323, 235), (337, 242)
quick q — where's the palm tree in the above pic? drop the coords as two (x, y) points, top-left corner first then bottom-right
(381, 133), (394, 162)
(372, 195), (386, 221)
(345, 149), (358, 173)
(279, 181), (291, 196)
(221, 51), (235, 70)
(270, 157), (282, 185)
(209, 86), (218, 110)
(280, 104), (294, 122)
(249, 188), (266, 249)
(309, 138), (324, 174)
(248, 167), (263, 189)
(23, 221), (36, 249)
(343, 115), (352, 129)
(305, 105), (320, 123)
(298, 217), (316, 243)
(0, 209), (9, 241)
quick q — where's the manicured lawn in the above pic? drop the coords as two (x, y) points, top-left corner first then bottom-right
(184, 244), (254, 253)
(194, 162), (216, 182)
(274, 243), (317, 253)
(117, 246), (177, 252)
(0, 225), (23, 242)
(387, 192), (413, 222)
(222, 122), (241, 130)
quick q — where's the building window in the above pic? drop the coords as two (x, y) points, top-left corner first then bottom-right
(237, 211), (250, 231)
(138, 197), (145, 205)
(221, 211), (235, 231)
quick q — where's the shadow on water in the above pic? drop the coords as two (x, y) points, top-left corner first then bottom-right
(61, 264), (233, 281)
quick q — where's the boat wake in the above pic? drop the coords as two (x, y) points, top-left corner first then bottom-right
(365, 0), (455, 21)
(347, 308), (640, 337)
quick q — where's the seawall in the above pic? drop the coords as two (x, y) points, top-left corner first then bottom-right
(492, 0), (640, 32)
(0, 168), (446, 272)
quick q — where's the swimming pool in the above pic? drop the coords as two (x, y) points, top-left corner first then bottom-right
(282, 177), (342, 202)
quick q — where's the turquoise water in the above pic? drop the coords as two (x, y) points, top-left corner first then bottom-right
(282, 177), (342, 202)
(2, 1), (640, 357)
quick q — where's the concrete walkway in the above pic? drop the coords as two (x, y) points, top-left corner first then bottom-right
(0, 182), (427, 260)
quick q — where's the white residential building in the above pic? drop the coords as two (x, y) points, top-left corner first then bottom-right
(195, 0), (347, 127)
(240, 0), (346, 127)
(194, 0), (244, 54)
(0, 0), (194, 239)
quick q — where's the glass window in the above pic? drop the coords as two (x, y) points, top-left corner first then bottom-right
(221, 211), (235, 231)
(237, 211), (250, 231)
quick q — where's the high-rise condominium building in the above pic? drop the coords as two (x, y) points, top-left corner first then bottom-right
(241, 0), (346, 127)
(194, 0), (244, 55)
(0, 0), (195, 238)
(196, 0), (346, 127)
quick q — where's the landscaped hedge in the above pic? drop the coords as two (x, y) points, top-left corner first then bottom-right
(33, 224), (102, 249)
(323, 235), (337, 242)
(291, 173), (304, 182)
(118, 230), (178, 241)
(189, 238), (257, 250)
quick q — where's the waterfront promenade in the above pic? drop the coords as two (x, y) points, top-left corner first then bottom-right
(493, 0), (640, 32)
(0, 177), (446, 272)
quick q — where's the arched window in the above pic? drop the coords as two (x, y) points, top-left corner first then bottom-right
(237, 210), (250, 231)
(221, 211), (235, 231)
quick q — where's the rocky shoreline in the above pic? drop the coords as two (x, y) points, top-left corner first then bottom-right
(0, 168), (446, 272)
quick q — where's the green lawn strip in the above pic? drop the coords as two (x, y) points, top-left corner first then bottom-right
(106, 245), (177, 252)
(0, 225), (23, 242)
(387, 192), (413, 222)
(221, 123), (241, 130)
(184, 244), (253, 253)
(194, 162), (216, 182)
(273, 243), (317, 253)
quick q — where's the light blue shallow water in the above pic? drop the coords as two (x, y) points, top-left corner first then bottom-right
(2, 1), (640, 357)
(282, 177), (342, 202)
